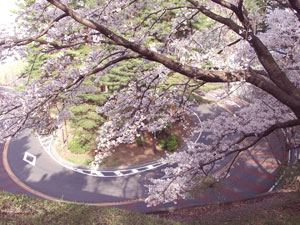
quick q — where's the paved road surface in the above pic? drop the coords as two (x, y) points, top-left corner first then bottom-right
(1, 97), (286, 212)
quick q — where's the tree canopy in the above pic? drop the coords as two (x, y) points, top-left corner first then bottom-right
(0, 0), (300, 206)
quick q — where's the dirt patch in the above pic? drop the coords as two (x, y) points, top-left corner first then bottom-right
(99, 117), (195, 168)
(155, 191), (300, 224)
(56, 116), (196, 168)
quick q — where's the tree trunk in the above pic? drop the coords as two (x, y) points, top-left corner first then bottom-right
(64, 120), (70, 152)
(152, 131), (157, 154)
(141, 131), (146, 150)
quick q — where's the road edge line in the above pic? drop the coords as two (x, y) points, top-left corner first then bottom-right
(2, 136), (144, 207)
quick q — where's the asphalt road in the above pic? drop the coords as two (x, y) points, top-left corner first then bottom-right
(2, 100), (285, 212)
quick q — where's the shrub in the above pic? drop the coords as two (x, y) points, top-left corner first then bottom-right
(166, 135), (179, 152)
(158, 138), (167, 149)
(68, 138), (89, 154)
(136, 137), (143, 147)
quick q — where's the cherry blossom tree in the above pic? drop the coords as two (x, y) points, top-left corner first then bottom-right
(1, 0), (300, 206)
(91, 69), (196, 167)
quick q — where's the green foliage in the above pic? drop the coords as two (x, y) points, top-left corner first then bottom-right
(159, 135), (179, 152)
(68, 88), (108, 154)
(68, 138), (90, 154)
(188, 93), (208, 104)
(0, 192), (179, 225)
(158, 138), (167, 149)
(167, 135), (179, 152)
(77, 119), (98, 129)
(22, 46), (49, 82)
(244, 0), (266, 12)
(100, 59), (146, 92)
(136, 137), (143, 147)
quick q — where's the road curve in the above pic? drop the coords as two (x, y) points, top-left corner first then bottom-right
(1, 99), (286, 212)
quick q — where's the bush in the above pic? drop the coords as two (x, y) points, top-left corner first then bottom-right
(136, 137), (143, 147)
(166, 135), (179, 152)
(158, 138), (167, 149)
(68, 138), (89, 154)
(158, 135), (179, 152)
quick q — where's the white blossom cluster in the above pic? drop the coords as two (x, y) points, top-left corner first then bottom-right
(257, 7), (300, 74)
(0, 72), (81, 141)
(92, 70), (194, 167)
(145, 91), (297, 206)
(0, 0), (299, 207)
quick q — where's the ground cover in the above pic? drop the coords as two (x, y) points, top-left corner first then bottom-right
(0, 189), (299, 224)
(100, 118), (194, 168)
(198, 83), (222, 93)
(156, 164), (300, 224)
(56, 116), (195, 168)
(156, 191), (300, 225)
(55, 84), (218, 168)
(0, 192), (179, 225)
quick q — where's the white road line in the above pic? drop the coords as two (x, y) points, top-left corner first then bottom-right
(114, 171), (123, 176)
(131, 169), (139, 173)
(91, 170), (105, 177)
(147, 165), (154, 169)
(23, 152), (36, 166)
(37, 109), (203, 177)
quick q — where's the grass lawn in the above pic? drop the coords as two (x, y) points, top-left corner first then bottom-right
(199, 83), (223, 93)
(55, 138), (94, 166)
(0, 192), (180, 225)
(1, 190), (299, 224)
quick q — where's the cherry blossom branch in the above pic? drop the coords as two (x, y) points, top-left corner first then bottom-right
(134, 6), (195, 32)
(289, 0), (300, 19)
(226, 119), (300, 157)
(42, 0), (300, 119)
(148, 117), (300, 205)
(0, 13), (67, 48)
(46, 0), (250, 83)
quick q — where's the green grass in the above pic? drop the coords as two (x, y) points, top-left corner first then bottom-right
(100, 156), (122, 167)
(56, 144), (94, 166)
(66, 157), (93, 166)
(0, 192), (181, 225)
(199, 83), (222, 93)
(1, 191), (300, 225)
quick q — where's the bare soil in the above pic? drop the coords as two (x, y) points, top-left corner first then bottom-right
(99, 117), (195, 168)
(155, 190), (300, 224)
(154, 175), (300, 224)
(57, 116), (195, 168)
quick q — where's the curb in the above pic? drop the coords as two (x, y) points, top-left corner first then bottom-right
(3, 136), (144, 207)
(37, 109), (204, 178)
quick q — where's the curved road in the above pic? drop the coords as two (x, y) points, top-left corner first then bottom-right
(1, 96), (286, 212)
